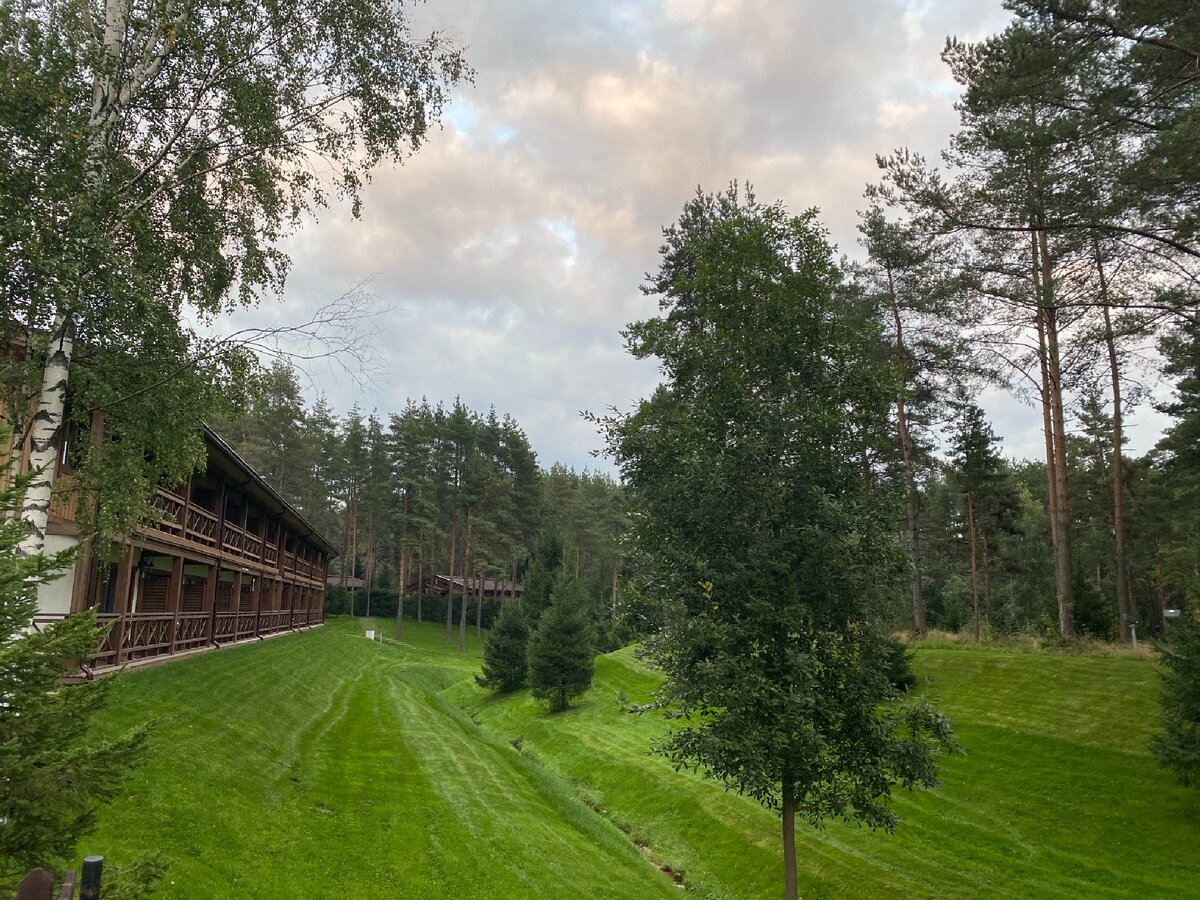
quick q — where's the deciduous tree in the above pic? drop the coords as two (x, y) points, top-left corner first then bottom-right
(598, 185), (956, 900)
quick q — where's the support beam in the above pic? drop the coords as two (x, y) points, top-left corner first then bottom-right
(166, 555), (183, 654)
(111, 549), (135, 665)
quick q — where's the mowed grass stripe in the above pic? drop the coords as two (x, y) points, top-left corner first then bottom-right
(464, 639), (1200, 898)
(83, 621), (678, 898)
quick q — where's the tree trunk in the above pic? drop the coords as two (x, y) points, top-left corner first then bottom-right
(1037, 228), (1076, 640)
(1095, 242), (1131, 642)
(782, 772), (798, 900)
(396, 546), (407, 641)
(611, 565), (619, 619)
(475, 569), (482, 637)
(1032, 240), (1060, 551)
(445, 514), (457, 642)
(967, 492), (980, 641)
(981, 527), (993, 627)
(17, 317), (74, 557)
(887, 265), (926, 637)
(458, 514), (471, 650)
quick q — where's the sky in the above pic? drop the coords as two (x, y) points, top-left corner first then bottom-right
(218, 0), (1170, 473)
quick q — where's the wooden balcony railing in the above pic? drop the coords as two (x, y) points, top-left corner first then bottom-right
(185, 505), (219, 548)
(80, 604), (325, 670)
(148, 488), (186, 537)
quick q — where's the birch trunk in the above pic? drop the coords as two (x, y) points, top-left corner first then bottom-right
(17, 318), (73, 557)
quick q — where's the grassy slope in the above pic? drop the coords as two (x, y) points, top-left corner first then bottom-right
(457, 646), (1200, 899)
(83, 619), (1200, 898)
(84, 619), (678, 899)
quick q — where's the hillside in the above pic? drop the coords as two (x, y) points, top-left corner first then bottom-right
(83, 620), (1200, 897)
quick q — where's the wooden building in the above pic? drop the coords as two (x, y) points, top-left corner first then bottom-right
(416, 574), (522, 599)
(22, 425), (335, 675)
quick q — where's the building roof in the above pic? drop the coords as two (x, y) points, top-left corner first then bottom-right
(327, 575), (366, 589)
(203, 425), (339, 557)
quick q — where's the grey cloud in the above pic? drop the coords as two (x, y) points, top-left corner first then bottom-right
(218, 0), (1090, 472)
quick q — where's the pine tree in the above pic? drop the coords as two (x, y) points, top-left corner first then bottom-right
(527, 575), (594, 712)
(0, 456), (149, 880)
(479, 602), (530, 693)
(1151, 615), (1200, 787)
(522, 528), (564, 623)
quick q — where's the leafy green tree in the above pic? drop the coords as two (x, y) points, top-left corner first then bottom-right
(598, 185), (956, 900)
(479, 603), (530, 693)
(0, 0), (469, 555)
(0, 456), (148, 881)
(1152, 615), (1200, 786)
(526, 574), (594, 712)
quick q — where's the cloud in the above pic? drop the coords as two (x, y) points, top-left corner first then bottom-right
(214, 0), (1151, 472)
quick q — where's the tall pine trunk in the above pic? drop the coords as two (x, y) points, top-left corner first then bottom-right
(887, 264), (926, 636)
(458, 514), (471, 650)
(445, 514), (457, 642)
(396, 546), (407, 641)
(967, 492), (980, 641)
(1037, 228), (1076, 639)
(1094, 240), (1131, 642)
(475, 569), (482, 637)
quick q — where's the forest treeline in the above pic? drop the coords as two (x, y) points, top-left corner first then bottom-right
(214, 2), (1200, 648)
(215, 366), (627, 639)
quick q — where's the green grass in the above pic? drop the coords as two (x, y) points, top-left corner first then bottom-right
(82, 619), (1200, 898)
(84, 619), (678, 898)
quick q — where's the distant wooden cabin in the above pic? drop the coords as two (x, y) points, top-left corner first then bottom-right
(415, 574), (522, 599)
(327, 575), (366, 592)
(9, 421), (336, 676)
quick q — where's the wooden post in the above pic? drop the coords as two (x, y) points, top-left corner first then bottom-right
(205, 562), (220, 645)
(17, 868), (53, 900)
(80, 856), (103, 900)
(230, 570), (243, 612)
(251, 570), (264, 637)
(111, 549), (134, 665)
(166, 555), (183, 654)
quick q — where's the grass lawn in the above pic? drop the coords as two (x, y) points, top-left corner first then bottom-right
(83, 617), (1200, 898)
(84, 618), (678, 899)
(455, 643), (1200, 898)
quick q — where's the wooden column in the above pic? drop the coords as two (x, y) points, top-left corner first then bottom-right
(205, 562), (220, 645)
(111, 548), (135, 665)
(230, 571), (243, 610)
(251, 572), (264, 637)
(166, 556), (184, 654)
(69, 537), (94, 614)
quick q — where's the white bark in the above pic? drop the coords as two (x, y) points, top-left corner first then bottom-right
(17, 319), (74, 557)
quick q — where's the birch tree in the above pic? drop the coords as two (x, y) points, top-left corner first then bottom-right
(0, 0), (468, 555)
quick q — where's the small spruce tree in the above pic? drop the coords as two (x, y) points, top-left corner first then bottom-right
(0, 456), (150, 881)
(521, 528), (564, 623)
(1151, 615), (1200, 786)
(527, 574), (594, 712)
(479, 602), (530, 693)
